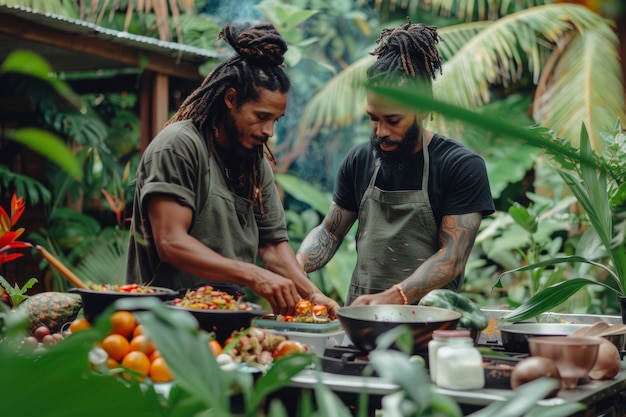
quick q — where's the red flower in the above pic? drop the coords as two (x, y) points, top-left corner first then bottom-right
(0, 195), (31, 267)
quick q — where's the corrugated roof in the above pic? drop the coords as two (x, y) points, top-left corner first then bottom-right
(0, 4), (223, 60)
(0, 4), (228, 79)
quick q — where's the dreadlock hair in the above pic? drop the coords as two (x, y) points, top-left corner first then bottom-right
(367, 19), (442, 97)
(166, 23), (291, 214)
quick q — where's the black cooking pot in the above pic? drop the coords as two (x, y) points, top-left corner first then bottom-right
(70, 286), (178, 322)
(337, 305), (462, 354)
(167, 302), (266, 344)
(167, 283), (267, 344)
(499, 323), (591, 353)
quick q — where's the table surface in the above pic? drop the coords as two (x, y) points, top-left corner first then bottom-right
(290, 361), (626, 408)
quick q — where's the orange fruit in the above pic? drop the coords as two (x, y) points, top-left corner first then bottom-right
(209, 340), (223, 356)
(110, 311), (137, 338)
(133, 324), (144, 338)
(102, 334), (130, 362)
(150, 350), (162, 362)
(122, 351), (151, 381)
(150, 356), (174, 383)
(129, 334), (155, 356)
(68, 318), (91, 334)
(106, 357), (120, 370)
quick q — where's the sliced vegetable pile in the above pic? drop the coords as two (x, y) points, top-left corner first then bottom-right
(279, 299), (330, 323)
(172, 285), (253, 311)
(88, 283), (159, 294)
(223, 327), (308, 367)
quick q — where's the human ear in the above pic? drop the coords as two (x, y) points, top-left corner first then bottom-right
(224, 88), (237, 110)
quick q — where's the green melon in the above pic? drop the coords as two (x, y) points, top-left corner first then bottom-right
(19, 292), (82, 334)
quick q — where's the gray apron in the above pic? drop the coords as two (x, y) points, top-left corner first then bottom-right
(346, 140), (458, 305)
(152, 153), (258, 290)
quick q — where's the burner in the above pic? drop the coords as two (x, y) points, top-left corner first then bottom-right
(320, 346), (429, 376)
(321, 346), (373, 376)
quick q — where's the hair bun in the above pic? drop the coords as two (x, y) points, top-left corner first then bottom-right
(218, 23), (287, 67)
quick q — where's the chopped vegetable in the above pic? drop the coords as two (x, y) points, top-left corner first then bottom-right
(172, 285), (252, 311)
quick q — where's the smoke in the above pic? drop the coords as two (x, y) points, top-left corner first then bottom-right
(200, 0), (264, 23)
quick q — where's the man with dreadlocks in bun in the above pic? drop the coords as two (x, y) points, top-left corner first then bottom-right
(126, 23), (339, 318)
(297, 21), (494, 306)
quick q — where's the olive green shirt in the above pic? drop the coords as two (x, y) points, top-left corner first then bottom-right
(126, 120), (288, 290)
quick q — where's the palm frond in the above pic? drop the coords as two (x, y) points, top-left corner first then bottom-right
(295, 4), (623, 153)
(533, 30), (625, 149)
(369, 0), (554, 22)
(73, 230), (129, 285)
(439, 4), (612, 107)
(293, 53), (374, 150)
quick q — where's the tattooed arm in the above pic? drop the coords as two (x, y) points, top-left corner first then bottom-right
(296, 202), (358, 273)
(351, 212), (483, 306)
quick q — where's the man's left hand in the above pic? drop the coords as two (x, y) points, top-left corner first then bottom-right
(350, 287), (405, 306)
(309, 293), (340, 320)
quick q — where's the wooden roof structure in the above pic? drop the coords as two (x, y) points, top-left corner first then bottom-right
(0, 4), (222, 150)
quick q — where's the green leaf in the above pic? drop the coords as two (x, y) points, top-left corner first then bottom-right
(508, 204), (536, 233)
(1, 50), (79, 106)
(248, 353), (314, 413)
(466, 378), (562, 417)
(275, 173), (331, 214)
(369, 350), (432, 410)
(496, 255), (622, 293)
(372, 325), (413, 355)
(501, 278), (613, 322)
(525, 402), (588, 417)
(127, 298), (231, 414)
(8, 128), (82, 181)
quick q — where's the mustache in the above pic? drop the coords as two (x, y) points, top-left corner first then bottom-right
(373, 136), (402, 146)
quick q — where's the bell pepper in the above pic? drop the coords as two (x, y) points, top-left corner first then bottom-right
(418, 289), (489, 330)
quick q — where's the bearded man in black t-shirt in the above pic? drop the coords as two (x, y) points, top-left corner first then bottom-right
(296, 21), (495, 306)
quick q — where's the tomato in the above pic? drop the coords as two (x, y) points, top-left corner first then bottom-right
(295, 300), (312, 316)
(272, 340), (307, 359)
(209, 340), (223, 356)
(312, 304), (328, 318)
(280, 315), (295, 322)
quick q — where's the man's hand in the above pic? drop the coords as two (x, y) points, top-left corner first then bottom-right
(350, 287), (405, 306)
(309, 292), (340, 320)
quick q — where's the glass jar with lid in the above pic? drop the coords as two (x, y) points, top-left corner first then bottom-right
(428, 329), (471, 384)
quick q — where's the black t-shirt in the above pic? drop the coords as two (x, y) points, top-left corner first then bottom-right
(332, 134), (495, 226)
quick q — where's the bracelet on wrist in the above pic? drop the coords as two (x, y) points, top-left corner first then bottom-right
(393, 284), (408, 305)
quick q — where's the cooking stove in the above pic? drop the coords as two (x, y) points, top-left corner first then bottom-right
(320, 345), (430, 376)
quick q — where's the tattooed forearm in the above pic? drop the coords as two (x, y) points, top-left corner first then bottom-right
(298, 226), (340, 272)
(403, 212), (482, 303)
(297, 203), (356, 273)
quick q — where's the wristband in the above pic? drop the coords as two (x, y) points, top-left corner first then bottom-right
(394, 284), (408, 305)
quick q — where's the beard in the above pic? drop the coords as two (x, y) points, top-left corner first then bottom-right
(370, 121), (421, 164)
(224, 113), (263, 163)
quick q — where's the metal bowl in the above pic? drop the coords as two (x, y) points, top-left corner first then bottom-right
(336, 305), (462, 354)
(499, 323), (592, 353)
(70, 286), (178, 322)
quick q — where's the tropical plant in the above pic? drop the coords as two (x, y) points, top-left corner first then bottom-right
(496, 123), (626, 321)
(288, 1), (625, 188)
(0, 297), (585, 417)
(0, 193), (38, 307)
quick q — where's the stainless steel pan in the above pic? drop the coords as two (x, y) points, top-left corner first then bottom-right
(336, 305), (462, 354)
